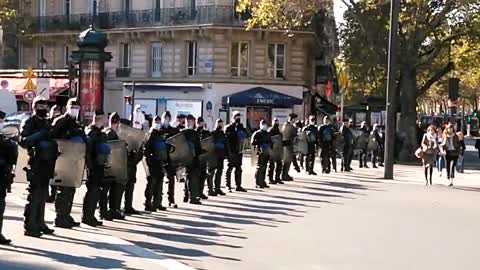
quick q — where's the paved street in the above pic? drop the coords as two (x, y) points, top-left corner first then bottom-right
(1, 151), (479, 270)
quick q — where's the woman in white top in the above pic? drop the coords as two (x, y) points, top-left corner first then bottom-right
(421, 125), (438, 185)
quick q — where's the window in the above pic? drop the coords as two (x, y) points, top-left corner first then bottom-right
(64, 46), (70, 67)
(267, 44), (286, 79)
(64, 0), (71, 17)
(37, 46), (45, 66)
(120, 43), (130, 68)
(151, 43), (163, 77)
(89, 0), (98, 15)
(123, 0), (131, 13)
(231, 42), (249, 77)
(187, 41), (197, 76)
(38, 0), (46, 16)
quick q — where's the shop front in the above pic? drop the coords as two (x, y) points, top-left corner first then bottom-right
(221, 87), (303, 133)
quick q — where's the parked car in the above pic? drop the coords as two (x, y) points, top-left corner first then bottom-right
(4, 111), (32, 129)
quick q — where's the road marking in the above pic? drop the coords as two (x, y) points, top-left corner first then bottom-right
(7, 194), (196, 270)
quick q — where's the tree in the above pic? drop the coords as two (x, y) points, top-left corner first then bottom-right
(341, 0), (479, 160)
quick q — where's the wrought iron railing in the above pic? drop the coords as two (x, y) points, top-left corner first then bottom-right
(33, 6), (249, 32)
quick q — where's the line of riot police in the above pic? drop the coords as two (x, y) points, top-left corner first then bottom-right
(0, 99), (384, 245)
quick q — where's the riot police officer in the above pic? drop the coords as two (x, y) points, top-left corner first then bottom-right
(176, 114), (186, 129)
(225, 111), (248, 192)
(46, 105), (61, 203)
(251, 120), (272, 188)
(50, 98), (85, 228)
(357, 121), (370, 168)
(183, 114), (203, 204)
(304, 115), (319, 175)
(341, 119), (355, 172)
(161, 111), (180, 208)
(211, 119), (227, 195)
(318, 116), (335, 174)
(368, 123), (381, 168)
(83, 110), (108, 227)
(281, 113), (299, 181)
(123, 120), (145, 215)
(0, 110), (16, 244)
(144, 116), (168, 211)
(197, 117), (212, 199)
(20, 96), (58, 237)
(268, 118), (283, 184)
(99, 112), (125, 220)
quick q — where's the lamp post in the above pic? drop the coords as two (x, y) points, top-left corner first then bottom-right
(71, 25), (112, 124)
(39, 57), (48, 77)
(384, 0), (400, 180)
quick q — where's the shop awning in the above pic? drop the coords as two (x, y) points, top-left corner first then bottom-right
(315, 95), (338, 115)
(222, 87), (303, 106)
(123, 82), (204, 92)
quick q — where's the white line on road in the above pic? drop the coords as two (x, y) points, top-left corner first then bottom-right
(7, 194), (196, 270)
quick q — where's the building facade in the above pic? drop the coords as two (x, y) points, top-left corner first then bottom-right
(20, 0), (335, 131)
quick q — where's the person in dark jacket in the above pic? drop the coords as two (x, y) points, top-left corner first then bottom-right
(144, 116), (168, 211)
(225, 111), (248, 192)
(49, 98), (86, 228)
(183, 114), (203, 204)
(20, 96), (58, 237)
(303, 115), (319, 175)
(318, 116), (335, 174)
(357, 121), (370, 168)
(251, 119), (272, 188)
(82, 110), (108, 227)
(281, 113), (299, 181)
(196, 117), (211, 199)
(268, 118), (283, 184)
(46, 105), (61, 203)
(340, 119), (355, 172)
(99, 112), (125, 220)
(211, 119), (227, 195)
(0, 110), (17, 244)
(161, 111), (180, 208)
(368, 123), (381, 168)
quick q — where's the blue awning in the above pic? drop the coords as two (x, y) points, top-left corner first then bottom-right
(123, 82), (203, 92)
(222, 87), (303, 106)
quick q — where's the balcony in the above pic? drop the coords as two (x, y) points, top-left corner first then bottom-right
(33, 5), (249, 33)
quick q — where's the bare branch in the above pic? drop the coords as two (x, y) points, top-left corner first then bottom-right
(418, 62), (455, 97)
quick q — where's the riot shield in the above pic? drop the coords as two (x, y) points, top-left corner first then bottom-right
(104, 140), (128, 185)
(367, 135), (379, 152)
(334, 132), (345, 157)
(270, 135), (283, 161)
(251, 146), (258, 167)
(14, 147), (29, 184)
(283, 146), (294, 163)
(293, 131), (308, 154)
(282, 123), (297, 141)
(50, 140), (86, 188)
(117, 123), (148, 152)
(199, 136), (215, 162)
(166, 133), (193, 166)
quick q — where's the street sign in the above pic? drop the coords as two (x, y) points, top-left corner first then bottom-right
(23, 89), (36, 103)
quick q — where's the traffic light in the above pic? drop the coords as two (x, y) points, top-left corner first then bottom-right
(474, 111), (478, 117)
(448, 78), (460, 101)
(366, 105), (370, 111)
(467, 115), (472, 123)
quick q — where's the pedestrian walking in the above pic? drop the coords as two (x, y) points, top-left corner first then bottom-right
(436, 126), (445, 177)
(131, 104), (145, 130)
(440, 124), (461, 186)
(357, 121), (369, 168)
(420, 126), (438, 185)
(456, 132), (466, 173)
(340, 119), (354, 172)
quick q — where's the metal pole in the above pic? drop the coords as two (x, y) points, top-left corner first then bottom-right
(340, 93), (344, 123)
(384, 0), (400, 180)
(130, 80), (135, 127)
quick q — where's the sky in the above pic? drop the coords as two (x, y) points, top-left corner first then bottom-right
(334, 1), (347, 25)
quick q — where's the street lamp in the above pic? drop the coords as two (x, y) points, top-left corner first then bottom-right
(384, 0), (399, 180)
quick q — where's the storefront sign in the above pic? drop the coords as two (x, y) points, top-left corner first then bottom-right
(79, 60), (102, 123)
(271, 108), (293, 125)
(166, 99), (203, 118)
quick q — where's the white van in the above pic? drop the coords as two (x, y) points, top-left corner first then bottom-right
(0, 89), (17, 115)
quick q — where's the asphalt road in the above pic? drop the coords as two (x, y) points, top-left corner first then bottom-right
(1, 152), (480, 270)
